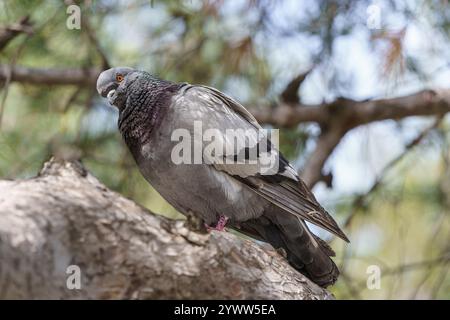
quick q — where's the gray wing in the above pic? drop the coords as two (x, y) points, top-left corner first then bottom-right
(175, 85), (349, 242)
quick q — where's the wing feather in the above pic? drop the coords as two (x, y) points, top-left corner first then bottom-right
(179, 85), (349, 242)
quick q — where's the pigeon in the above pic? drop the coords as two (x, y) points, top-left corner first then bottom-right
(96, 67), (349, 287)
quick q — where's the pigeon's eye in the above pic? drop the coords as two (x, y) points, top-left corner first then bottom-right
(116, 74), (124, 82)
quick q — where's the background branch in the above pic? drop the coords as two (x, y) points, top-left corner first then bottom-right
(280, 68), (313, 104)
(300, 124), (348, 187)
(0, 16), (33, 51)
(0, 65), (101, 87)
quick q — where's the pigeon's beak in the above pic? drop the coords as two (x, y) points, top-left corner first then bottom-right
(96, 70), (118, 98)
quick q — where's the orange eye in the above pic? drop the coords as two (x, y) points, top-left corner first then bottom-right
(116, 74), (124, 82)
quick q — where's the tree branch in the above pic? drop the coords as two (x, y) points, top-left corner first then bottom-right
(252, 89), (450, 187)
(0, 158), (333, 300)
(300, 124), (348, 188)
(251, 89), (450, 128)
(280, 68), (312, 104)
(0, 65), (101, 87)
(0, 16), (33, 51)
(250, 103), (329, 127)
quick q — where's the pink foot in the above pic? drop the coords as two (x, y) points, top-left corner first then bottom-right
(205, 215), (229, 232)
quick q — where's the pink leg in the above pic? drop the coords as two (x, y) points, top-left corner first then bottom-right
(205, 215), (229, 232)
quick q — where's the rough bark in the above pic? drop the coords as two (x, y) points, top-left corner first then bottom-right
(0, 158), (333, 300)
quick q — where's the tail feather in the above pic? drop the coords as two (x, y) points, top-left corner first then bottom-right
(313, 234), (336, 257)
(236, 210), (339, 287)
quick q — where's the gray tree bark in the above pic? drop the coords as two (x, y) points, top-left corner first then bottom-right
(0, 158), (333, 300)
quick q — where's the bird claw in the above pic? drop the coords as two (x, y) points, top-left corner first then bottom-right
(205, 215), (229, 232)
(184, 211), (208, 233)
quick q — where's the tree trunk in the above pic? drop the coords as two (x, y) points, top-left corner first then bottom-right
(0, 158), (333, 300)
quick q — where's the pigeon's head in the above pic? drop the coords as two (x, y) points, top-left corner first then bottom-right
(96, 67), (137, 108)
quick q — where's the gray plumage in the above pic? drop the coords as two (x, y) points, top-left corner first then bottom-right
(96, 67), (349, 287)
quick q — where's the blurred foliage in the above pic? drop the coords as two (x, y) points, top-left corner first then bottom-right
(0, 0), (449, 299)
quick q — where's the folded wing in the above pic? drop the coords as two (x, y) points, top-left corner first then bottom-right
(177, 85), (349, 242)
